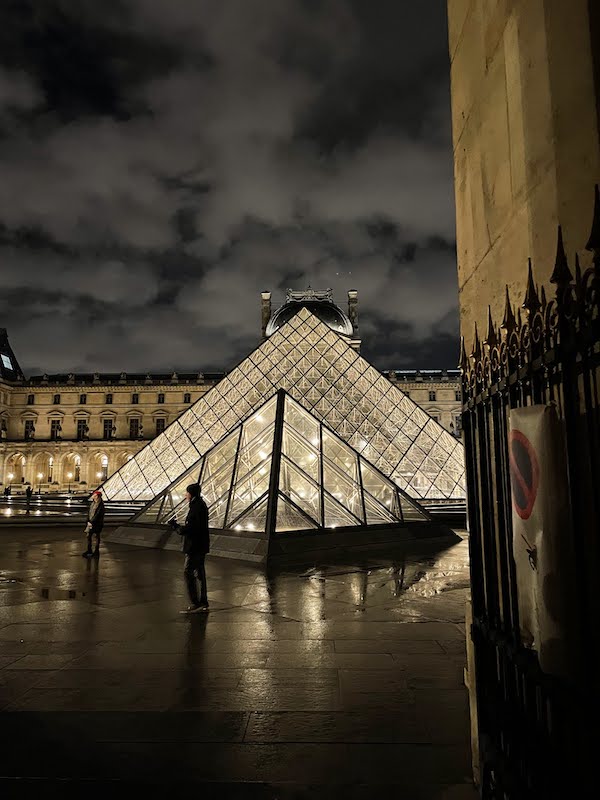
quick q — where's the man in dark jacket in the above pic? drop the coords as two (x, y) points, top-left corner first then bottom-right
(174, 484), (210, 613)
(82, 490), (105, 558)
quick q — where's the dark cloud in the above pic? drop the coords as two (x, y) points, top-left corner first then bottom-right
(0, 0), (457, 375)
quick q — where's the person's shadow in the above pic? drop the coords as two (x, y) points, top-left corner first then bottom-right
(177, 613), (209, 710)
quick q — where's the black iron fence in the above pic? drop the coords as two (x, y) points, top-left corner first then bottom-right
(462, 186), (600, 797)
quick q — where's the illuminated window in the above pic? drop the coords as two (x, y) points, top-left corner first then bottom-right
(184, 393), (191, 404)
(76, 419), (88, 440)
(27, 394), (34, 405)
(53, 394), (61, 405)
(428, 390), (436, 401)
(156, 418), (166, 435)
(1, 354), (13, 370)
(158, 393), (165, 404)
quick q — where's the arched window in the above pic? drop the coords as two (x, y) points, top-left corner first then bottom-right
(53, 394), (61, 405)
(27, 394), (34, 405)
(158, 393), (165, 404)
(184, 393), (191, 404)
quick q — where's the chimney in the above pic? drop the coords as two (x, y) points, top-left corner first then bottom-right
(261, 291), (272, 338)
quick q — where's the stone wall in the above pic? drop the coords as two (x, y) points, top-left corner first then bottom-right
(448, 0), (600, 341)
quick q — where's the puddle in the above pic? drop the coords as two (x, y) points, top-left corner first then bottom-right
(41, 587), (84, 600)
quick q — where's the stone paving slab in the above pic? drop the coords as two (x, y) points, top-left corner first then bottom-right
(0, 526), (475, 794)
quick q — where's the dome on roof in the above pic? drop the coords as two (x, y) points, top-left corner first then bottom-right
(265, 299), (354, 337)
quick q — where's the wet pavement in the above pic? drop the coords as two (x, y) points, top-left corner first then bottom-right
(0, 526), (476, 798)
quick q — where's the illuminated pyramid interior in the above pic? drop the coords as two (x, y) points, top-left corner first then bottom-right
(134, 391), (429, 534)
(102, 307), (465, 504)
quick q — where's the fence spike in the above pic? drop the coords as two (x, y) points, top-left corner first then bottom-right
(523, 259), (541, 313)
(540, 285), (547, 306)
(575, 252), (583, 284)
(585, 184), (600, 254)
(500, 286), (516, 333)
(550, 225), (573, 286)
(470, 323), (481, 361)
(459, 336), (468, 371)
(484, 306), (498, 348)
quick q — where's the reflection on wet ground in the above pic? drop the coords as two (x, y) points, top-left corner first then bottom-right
(0, 526), (475, 798)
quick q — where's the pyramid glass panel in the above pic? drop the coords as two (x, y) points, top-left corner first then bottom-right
(279, 458), (321, 523)
(363, 492), (399, 525)
(131, 391), (431, 535)
(276, 494), (319, 532)
(106, 308), (465, 504)
(232, 494), (269, 532)
(226, 459), (272, 526)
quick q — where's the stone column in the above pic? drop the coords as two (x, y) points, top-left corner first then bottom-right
(347, 290), (358, 335)
(261, 291), (272, 338)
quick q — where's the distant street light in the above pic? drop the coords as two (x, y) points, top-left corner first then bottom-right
(67, 472), (73, 494)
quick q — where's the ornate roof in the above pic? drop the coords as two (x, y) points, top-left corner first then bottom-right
(265, 288), (354, 337)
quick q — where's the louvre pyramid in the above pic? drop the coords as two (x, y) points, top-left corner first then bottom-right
(134, 391), (429, 533)
(102, 307), (465, 502)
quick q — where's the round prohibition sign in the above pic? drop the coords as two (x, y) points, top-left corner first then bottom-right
(508, 429), (540, 520)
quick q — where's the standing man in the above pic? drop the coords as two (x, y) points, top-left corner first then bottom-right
(82, 490), (105, 558)
(174, 484), (210, 613)
(25, 485), (32, 514)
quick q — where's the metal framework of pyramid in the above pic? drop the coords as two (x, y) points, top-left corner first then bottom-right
(133, 391), (430, 534)
(102, 307), (465, 503)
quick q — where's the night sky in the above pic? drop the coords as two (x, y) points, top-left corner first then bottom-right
(0, 0), (458, 376)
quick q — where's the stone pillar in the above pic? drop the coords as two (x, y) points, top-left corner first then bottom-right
(261, 291), (272, 338)
(347, 290), (358, 334)
(448, 0), (600, 342)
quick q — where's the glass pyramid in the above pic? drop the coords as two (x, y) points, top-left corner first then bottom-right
(132, 391), (430, 534)
(102, 307), (465, 502)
